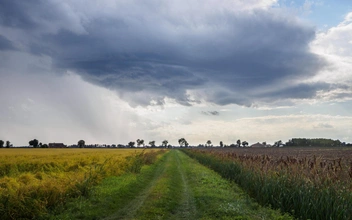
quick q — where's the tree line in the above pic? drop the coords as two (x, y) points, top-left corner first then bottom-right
(0, 140), (12, 148)
(285, 138), (350, 147)
(1, 137), (351, 148)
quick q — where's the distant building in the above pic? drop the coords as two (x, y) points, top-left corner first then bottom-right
(48, 143), (67, 148)
(250, 142), (266, 148)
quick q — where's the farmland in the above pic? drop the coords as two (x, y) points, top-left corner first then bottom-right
(49, 150), (291, 219)
(0, 148), (293, 219)
(1, 147), (352, 219)
(183, 147), (352, 220)
(0, 148), (165, 219)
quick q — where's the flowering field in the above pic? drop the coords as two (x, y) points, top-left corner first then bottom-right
(183, 147), (352, 220)
(0, 148), (165, 219)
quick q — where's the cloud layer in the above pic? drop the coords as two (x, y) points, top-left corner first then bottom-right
(309, 12), (352, 102)
(1, 0), (352, 145)
(0, 0), (331, 107)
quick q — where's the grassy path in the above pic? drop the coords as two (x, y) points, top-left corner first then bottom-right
(171, 150), (197, 219)
(103, 153), (171, 220)
(49, 150), (292, 219)
(129, 149), (197, 219)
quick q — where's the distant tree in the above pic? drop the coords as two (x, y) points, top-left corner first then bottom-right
(220, 141), (223, 148)
(128, 141), (135, 148)
(29, 139), (39, 148)
(136, 139), (145, 147)
(262, 142), (267, 146)
(242, 141), (249, 147)
(6, 141), (11, 148)
(237, 139), (241, 147)
(185, 141), (189, 147)
(78, 140), (85, 148)
(149, 141), (156, 148)
(274, 140), (283, 147)
(162, 140), (168, 148)
(0, 140), (4, 148)
(178, 138), (184, 147)
(206, 140), (212, 147)
(41, 144), (48, 148)
(285, 138), (342, 147)
(278, 140), (283, 147)
(178, 138), (188, 147)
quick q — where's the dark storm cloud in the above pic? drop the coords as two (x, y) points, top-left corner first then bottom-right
(0, 1), (36, 28)
(0, 35), (16, 50)
(0, 1), (330, 106)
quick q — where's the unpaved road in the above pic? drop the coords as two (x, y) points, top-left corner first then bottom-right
(102, 150), (291, 220)
(52, 150), (292, 219)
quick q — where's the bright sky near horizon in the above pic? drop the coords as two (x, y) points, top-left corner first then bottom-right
(0, 0), (352, 146)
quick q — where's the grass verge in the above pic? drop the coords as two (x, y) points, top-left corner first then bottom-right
(183, 149), (352, 220)
(175, 150), (293, 220)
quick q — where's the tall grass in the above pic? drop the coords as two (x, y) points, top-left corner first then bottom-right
(183, 149), (352, 220)
(0, 149), (165, 219)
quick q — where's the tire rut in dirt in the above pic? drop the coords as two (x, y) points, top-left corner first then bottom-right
(169, 150), (197, 219)
(102, 153), (170, 220)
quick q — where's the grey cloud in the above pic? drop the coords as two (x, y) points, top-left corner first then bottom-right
(258, 82), (331, 100)
(0, 35), (16, 50)
(201, 82), (333, 106)
(202, 111), (220, 116)
(0, 1), (36, 29)
(0, 0), (86, 35)
(209, 111), (219, 116)
(332, 92), (352, 100)
(0, 1), (331, 107)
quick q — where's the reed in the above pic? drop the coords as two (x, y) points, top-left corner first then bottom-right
(183, 148), (352, 220)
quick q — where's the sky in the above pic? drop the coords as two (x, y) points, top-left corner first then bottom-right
(0, 0), (352, 146)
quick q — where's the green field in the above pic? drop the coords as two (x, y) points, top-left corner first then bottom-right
(47, 150), (291, 220)
(2, 147), (351, 219)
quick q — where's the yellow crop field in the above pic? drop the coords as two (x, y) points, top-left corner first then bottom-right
(0, 148), (166, 219)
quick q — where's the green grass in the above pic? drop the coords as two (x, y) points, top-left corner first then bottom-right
(174, 150), (292, 220)
(183, 149), (352, 220)
(44, 150), (293, 219)
(43, 152), (170, 220)
(131, 150), (184, 219)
